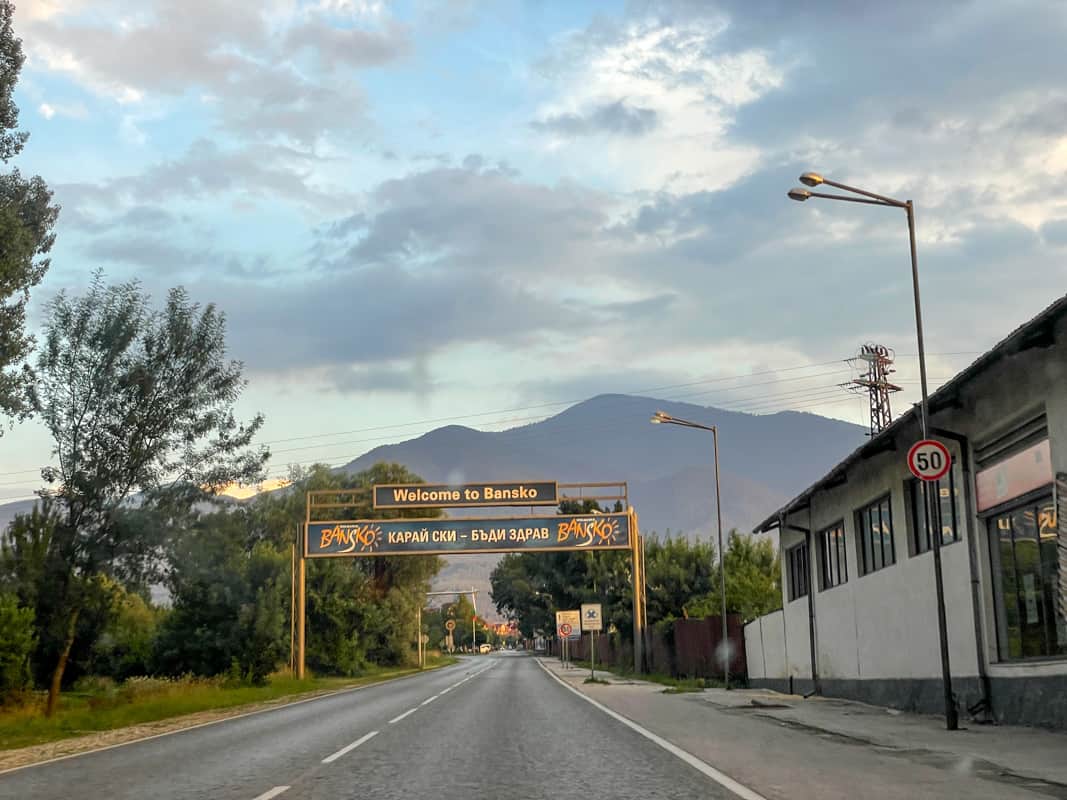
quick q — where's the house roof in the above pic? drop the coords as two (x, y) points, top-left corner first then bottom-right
(754, 293), (1067, 534)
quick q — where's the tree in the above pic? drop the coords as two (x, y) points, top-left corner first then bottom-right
(0, 593), (34, 702)
(154, 510), (287, 684)
(27, 275), (268, 714)
(643, 535), (717, 623)
(247, 462), (442, 674)
(688, 531), (782, 622)
(0, 1), (59, 424)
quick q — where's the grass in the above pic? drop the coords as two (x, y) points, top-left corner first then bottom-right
(0, 656), (456, 751)
(568, 659), (729, 692)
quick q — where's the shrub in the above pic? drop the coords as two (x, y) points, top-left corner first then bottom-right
(0, 593), (35, 704)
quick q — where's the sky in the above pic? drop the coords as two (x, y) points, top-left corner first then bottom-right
(2, 0), (1066, 501)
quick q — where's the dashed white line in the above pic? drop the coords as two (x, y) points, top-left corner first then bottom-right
(420, 694), (439, 706)
(439, 685), (453, 694)
(536, 659), (769, 800)
(389, 708), (418, 724)
(321, 730), (379, 764)
(251, 787), (290, 800)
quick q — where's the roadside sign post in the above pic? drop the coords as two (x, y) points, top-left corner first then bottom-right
(581, 604), (603, 681)
(556, 610), (580, 668)
(445, 618), (456, 655)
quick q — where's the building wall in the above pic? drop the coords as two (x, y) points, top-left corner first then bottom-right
(748, 311), (1067, 727)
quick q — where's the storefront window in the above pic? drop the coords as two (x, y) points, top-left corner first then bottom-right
(988, 497), (1066, 660)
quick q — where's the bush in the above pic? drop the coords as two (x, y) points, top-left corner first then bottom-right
(0, 593), (35, 704)
(71, 675), (117, 695)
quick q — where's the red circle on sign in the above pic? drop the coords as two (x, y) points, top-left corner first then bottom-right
(908, 439), (952, 482)
(559, 623), (572, 636)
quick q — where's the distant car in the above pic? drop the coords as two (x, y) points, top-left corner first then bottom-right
(479, 643), (492, 654)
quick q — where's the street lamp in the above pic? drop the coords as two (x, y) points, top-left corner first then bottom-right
(650, 410), (731, 689)
(787, 171), (957, 730)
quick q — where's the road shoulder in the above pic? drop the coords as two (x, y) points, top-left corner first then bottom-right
(0, 660), (459, 775)
(537, 657), (1067, 800)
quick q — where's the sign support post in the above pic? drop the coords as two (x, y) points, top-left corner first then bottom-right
(590, 630), (595, 681)
(297, 550), (306, 680)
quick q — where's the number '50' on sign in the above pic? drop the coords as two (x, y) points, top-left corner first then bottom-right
(908, 439), (951, 482)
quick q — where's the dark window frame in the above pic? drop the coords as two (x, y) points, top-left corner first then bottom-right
(855, 493), (896, 576)
(908, 464), (961, 556)
(787, 540), (810, 602)
(818, 521), (848, 590)
(986, 492), (1065, 662)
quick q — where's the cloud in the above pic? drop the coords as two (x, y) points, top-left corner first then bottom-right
(17, 0), (401, 144)
(531, 100), (659, 137)
(1040, 219), (1067, 247)
(38, 100), (88, 120)
(530, 14), (784, 192)
(56, 139), (347, 214)
(286, 19), (409, 70)
(319, 162), (615, 283)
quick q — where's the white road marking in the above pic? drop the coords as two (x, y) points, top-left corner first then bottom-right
(0, 661), (465, 777)
(439, 686), (453, 694)
(321, 730), (379, 764)
(389, 708), (418, 724)
(420, 695), (439, 706)
(536, 660), (769, 800)
(252, 787), (290, 800)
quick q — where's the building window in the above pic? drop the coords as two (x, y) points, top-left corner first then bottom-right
(855, 494), (895, 575)
(787, 541), (809, 601)
(908, 467), (961, 555)
(988, 496), (1066, 660)
(818, 522), (847, 589)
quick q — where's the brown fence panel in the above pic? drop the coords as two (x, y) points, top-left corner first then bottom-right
(672, 615), (746, 679)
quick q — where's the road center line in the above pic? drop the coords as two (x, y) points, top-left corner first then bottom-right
(389, 708), (418, 724)
(251, 787), (290, 800)
(536, 660), (769, 800)
(420, 695), (439, 706)
(321, 730), (379, 764)
(439, 686), (453, 694)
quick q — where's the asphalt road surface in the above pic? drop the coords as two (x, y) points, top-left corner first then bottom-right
(1, 653), (742, 800)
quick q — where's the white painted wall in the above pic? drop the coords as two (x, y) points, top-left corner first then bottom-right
(744, 610), (788, 680)
(747, 310), (1067, 686)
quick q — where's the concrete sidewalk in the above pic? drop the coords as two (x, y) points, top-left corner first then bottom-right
(695, 684), (1067, 788)
(540, 657), (1067, 800)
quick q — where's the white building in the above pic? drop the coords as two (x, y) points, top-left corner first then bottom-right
(745, 295), (1067, 729)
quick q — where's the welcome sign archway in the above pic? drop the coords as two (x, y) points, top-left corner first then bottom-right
(296, 480), (648, 676)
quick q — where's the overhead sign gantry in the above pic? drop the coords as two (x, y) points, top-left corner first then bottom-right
(294, 480), (647, 678)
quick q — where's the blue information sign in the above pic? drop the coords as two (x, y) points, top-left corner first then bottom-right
(305, 512), (632, 558)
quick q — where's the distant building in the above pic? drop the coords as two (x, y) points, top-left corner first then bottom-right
(746, 295), (1067, 729)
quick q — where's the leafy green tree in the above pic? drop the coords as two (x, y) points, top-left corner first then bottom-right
(688, 531), (782, 622)
(154, 509), (287, 684)
(248, 462), (442, 674)
(0, 1), (59, 426)
(0, 593), (35, 701)
(644, 535), (717, 623)
(0, 501), (116, 689)
(89, 583), (163, 681)
(27, 274), (268, 713)
(491, 499), (636, 643)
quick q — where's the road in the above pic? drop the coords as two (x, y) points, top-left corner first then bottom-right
(1, 653), (742, 800)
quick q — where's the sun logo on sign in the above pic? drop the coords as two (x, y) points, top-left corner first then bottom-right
(355, 524), (382, 552)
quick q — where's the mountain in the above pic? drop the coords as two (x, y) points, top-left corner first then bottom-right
(340, 394), (867, 614)
(343, 393), (865, 534)
(0, 394), (867, 618)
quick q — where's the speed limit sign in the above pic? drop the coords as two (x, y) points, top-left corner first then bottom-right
(445, 620), (456, 632)
(908, 439), (952, 481)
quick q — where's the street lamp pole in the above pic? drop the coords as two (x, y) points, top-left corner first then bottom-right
(788, 172), (957, 730)
(651, 411), (730, 689)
